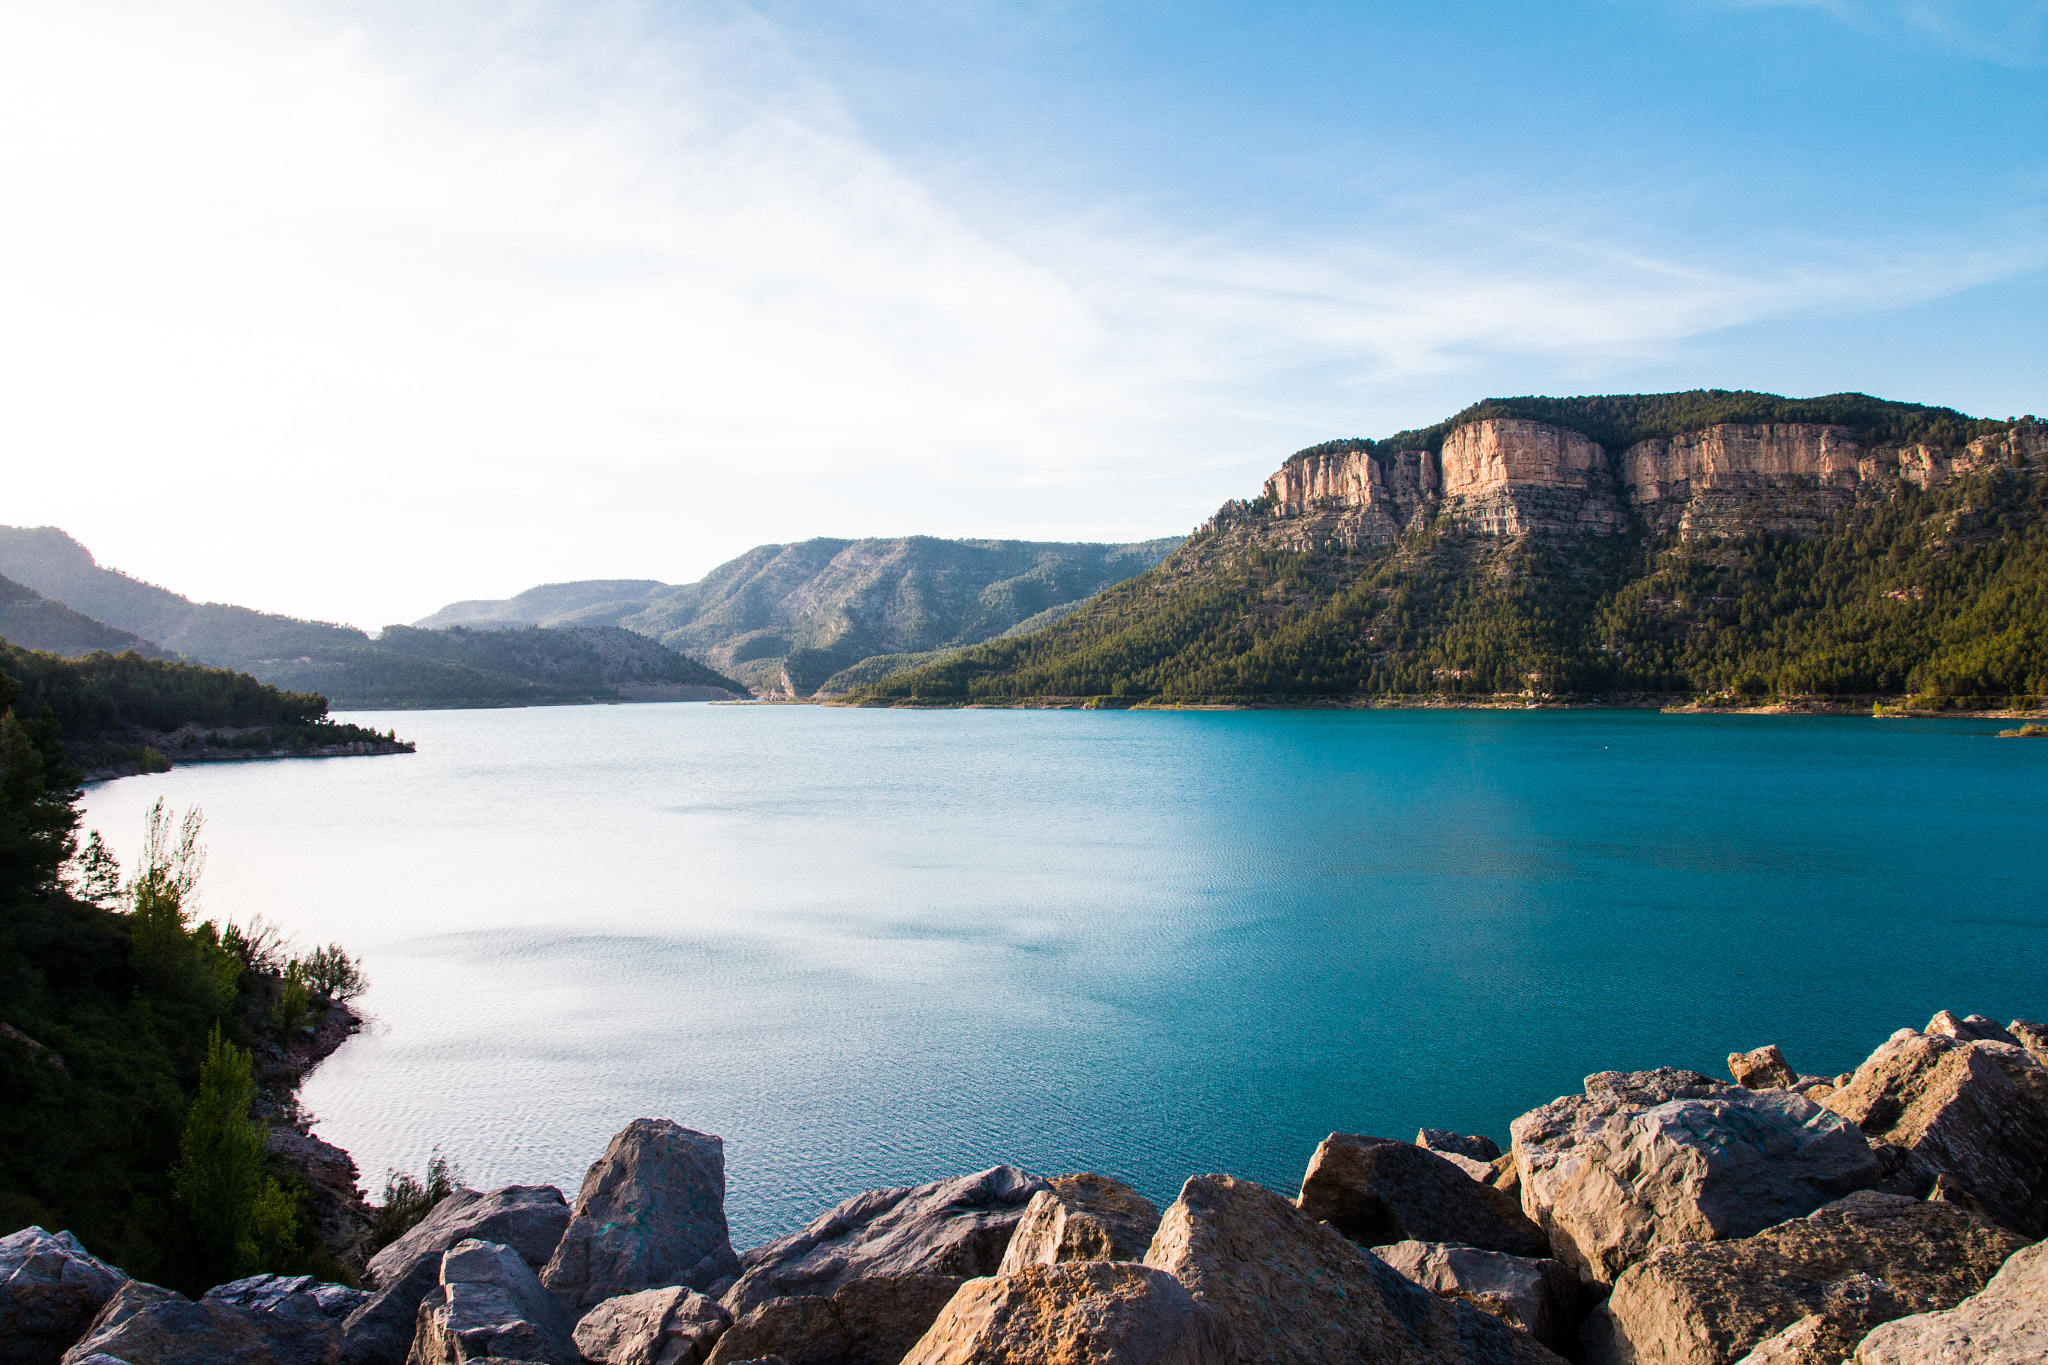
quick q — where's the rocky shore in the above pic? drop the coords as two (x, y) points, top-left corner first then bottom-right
(6, 1006), (2045, 1364)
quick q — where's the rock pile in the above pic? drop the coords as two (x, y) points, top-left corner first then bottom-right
(22, 1006), (2048, 1365)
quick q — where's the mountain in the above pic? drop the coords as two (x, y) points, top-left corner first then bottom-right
(0, 529), (749, 709)
(0, 574), (167, 659)
(852, 393), (2048, 708)
(419, 535), (1185, 696)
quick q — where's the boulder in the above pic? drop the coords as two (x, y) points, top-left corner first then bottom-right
(1486, 1154), (1523, 1203)
(1822, 1026), (2048, 1235)
(1729, 1046), (1800, 1091)
(1928, 1012), (2021, 1046)
(1296, 1134), (1549, 1257)
(721, 1166), (1044, 1319)
(996, 1174), (1161, 1276)
(1417, 1131), (1503, 1163)
(543, 1120), (739, 1312)
(2009, 1019), (2048, 1068)
(1511, 1070), (1879, 1286)
(204, 1275), (366, 1365)
(366, 1187), (570, 1291)
(705, 1275), (964, 1365)
(1732, 1312), (1882, 1365)
(1372, 1241), (1588, 1356)
(1141, 1173), (1564, 1365)
(409, 1238), (578, 1365)
(0, 1226), (129, 1365)
(344, 1256), (445, 1365)
(900, 1262), (1231, 1365)
(1852, 1238), (2048, 1363)
(1580, 1190), (2028, 1365)
(60, 1282), (278, 1365)
(573, 1286), (731, 1365)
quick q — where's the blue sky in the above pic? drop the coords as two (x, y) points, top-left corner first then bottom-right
(1, 0), (2040, 626)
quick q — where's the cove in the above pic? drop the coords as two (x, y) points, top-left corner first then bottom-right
(78, 704), (2048, 1249)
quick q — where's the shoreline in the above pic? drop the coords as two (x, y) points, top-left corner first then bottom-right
(827, 692), (2048, 720)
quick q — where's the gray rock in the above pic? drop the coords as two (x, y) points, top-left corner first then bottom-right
(1729, 1046), (1800, 1091)
(344, 1256), (443, 1365)
(900, 1263), (1232, 1365)
(409, 1239), (578, 1365)
(722, 1166), (1044, 1319)
(1822, 1026), (2048, 1236)
(1295, 1134), (1548, 1257)
(705, 1275), (964, 1365)
(1417, 1131), (1503, 1163)
(0, 1226), (129, 1365)
(366, 1187), (570, 1292)
(1512, 1071), (1879, 1286)
(997, 1174), (1161, 1277)
(203, 1275), (365, 1365)
(60, 1282), (279, 1365)
(573, 1286), (731, 1365)
(1853, 1238), (2048, 1363)
(1141, 1173), (1564, 1365)
(543, 1121), (739, 1313)
(1372, 1241), (1587, 1356)
(1580, 1190), (2029, 1365)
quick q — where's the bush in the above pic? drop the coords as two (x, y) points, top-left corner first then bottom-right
(369, 1150), (463, 1252)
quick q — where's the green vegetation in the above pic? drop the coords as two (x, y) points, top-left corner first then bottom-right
(368, 1149), (462, 1254)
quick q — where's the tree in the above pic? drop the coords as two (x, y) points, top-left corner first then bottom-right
(171, 1024), (266, 1288)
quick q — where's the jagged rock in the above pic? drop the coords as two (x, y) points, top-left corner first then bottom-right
(900, 1263), (1231, 1365)
(1512, 1070), (1879, 1286)
(61, 1282), (278, 1365)
(1296, 1134), (1549, 1257)
(1730, 1046), (1800, 1090)
(1928, 1012), (2021, 1046)
(573, 1286), (731, 1365)
(204, 1275), (365, 1365)
(705, 1275), (963, 1365)
(369, 1187), (571, 1290)
(722, 1166), (1044, 1319)
(1141, 1173), (1564, 1364)
(1822, 1026), (2048, 1236)
(997, 1174), (1161, 1276)
(1372, 1241), (1588, 1356)
(1579, 1190), (2028, 1365)
(2009, 1019), (2048, 1068)
(1417, 1131), (1503, 1162)
(410, 1239), (578, 1365)
(1732, 1311), (1880, 1365)
(344, 1256), (443, 1365)
(1487, 1154), (1522, 1202)
(1853, 1239), (2048, 1362)
(0, 1226), (128, 1365)
(544, 1120), (739, 1313)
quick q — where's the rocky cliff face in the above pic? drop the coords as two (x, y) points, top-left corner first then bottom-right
(1259, 417), (2046, 546)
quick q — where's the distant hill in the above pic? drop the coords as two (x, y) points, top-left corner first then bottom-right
(0, 574), (167, 659)
(422, 535), (1185, 696)
(0, 528), (750, 709)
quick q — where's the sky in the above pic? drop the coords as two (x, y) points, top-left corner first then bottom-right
(2, 0), (2043, 629)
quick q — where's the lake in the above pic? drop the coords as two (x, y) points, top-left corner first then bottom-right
(78, 704), (2048, 1248)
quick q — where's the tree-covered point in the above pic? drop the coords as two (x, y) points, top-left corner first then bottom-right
(1287, 390), (2012, 465)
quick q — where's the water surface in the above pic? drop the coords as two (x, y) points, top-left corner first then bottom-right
(80, 705), (2048, 1246)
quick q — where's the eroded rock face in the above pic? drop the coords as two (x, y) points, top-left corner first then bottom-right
(61, 1282), (279, 1365)
(573, 1286), (731, 1365)
(367, 1187), (570, 1291)
(1417, 1131), (1503, 1163)
(0, 1226), (129, 1365)
(543, 1120), (740, 1313)
(1372, 1241), (1587, 1356)
(409, 1239), (578, 1365)
(1580, 1191), (2028, 1365)
(1622, 424), (1863, 538)
(1297, 1135), (1548, 1257)
(1142, 1173), (1563, 1365)
(1440, 421), (1626, 537)
(722, 1166), (1044, 1320)
(1822, 1027), (2048, 1236)
(705, 1275), (965, 1365)
(1512, 1071), (1879, 1286)
(997, 1174), (1161, 1277)
(1852, 1238), (2048, 1363)
(901, 1263), (1231, 1365)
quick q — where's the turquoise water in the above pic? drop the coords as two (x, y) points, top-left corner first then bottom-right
(79, 705), (2047, 1248)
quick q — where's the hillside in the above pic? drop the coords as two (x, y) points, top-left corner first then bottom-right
(854, 394), (2048, 708)
(0, 574), (167, 659)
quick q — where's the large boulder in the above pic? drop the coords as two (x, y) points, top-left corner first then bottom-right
(573, 1286), (731, 1365)
(366, 1187), (570, 1291)
(0, 1226), (129, 1365)
(1580, 1190), (2029, 1365)
(900, 1263), (1231, 1365)
(1728, 1046), (1800, 1091)
(1372, 1241), (1588, 1357)
(409, 1238), (579, 1365)
(1141, 1173), (1564, 1365)
(1511, 1069), (1879, 1286)
(544, 1121), (740, 1313)
(705, 1275), (964, 1365)
(997, 1174), (1161, 1276)
(344, 1257), (444, 1365)
(1296, 1134), (1548, 1257)
(61, 1282), (278, 1365)
(1417, 1131), (1503, 1162)
(721, 1166), (1045, 1319)
(204, 1275), (366, 1365)
(1822, 1025), (2048, 1236)
(1852, 1238), (2047, 1363)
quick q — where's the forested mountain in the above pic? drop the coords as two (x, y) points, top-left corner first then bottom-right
(855, 394), (2047, 708)
(0, 574), (167, 659)
(419, 535), (1184, 696)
